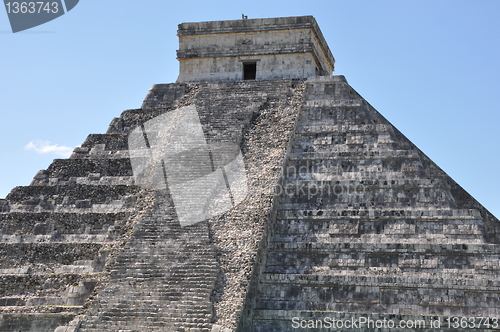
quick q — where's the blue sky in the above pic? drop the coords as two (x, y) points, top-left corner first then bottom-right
(1, 0), (499, 217)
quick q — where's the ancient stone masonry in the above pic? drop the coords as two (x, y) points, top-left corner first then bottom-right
(1, 15), (499, 332)
(76, 80), (306, 332)
(176, 16), (335, 82)
(241, 76), (500, 331)
(0, 79), (306, 332)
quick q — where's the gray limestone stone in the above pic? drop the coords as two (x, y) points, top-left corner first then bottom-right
(0, 15), (499, 332)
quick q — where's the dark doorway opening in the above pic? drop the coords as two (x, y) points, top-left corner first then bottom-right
(243, 62), (257, 80)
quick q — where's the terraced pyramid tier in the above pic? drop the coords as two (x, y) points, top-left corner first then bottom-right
(1, 76), (499, 332)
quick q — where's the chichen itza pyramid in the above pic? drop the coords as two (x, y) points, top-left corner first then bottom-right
(1, 16), (499, 332)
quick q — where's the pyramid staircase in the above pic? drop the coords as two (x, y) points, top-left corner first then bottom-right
(0, 79), (302, 331)
(77, 191), (220, 332)
(1, 75), (499, 331)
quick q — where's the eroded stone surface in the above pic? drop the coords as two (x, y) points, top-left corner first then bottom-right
(1, 15), (499, 332)
(176, 16), (334, 83)
(241, 76), (500, 332)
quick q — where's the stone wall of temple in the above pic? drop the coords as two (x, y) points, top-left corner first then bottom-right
(0, 79), (305, 332)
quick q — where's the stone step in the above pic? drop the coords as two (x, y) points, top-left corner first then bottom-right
(0, 313), (76, 332)
(278, 190), (455, 205)
(255, 284), (500, 318)
(109, 271), (219, 280)
(281, 178), (449, 188)
(294, 123), (394, 135)
(250, 309), (500, 332)
(264, 241), (500, 272)
(69, 146), (130, 160)
(265, 251), (500, 273)
(110, 260), (218, 268)
(80, 324), (212, 332)
(288, 150), (423, 161)
(0, 234), (117, 244)
(6, 184), (138, 205)
(3, 202), (135, 214)
(114, 243), (214, 252)
(101, 290), (215, 298)
(113, 247), (216, 255)
(295, 113), (386, 127)
(94, 304), (212, 315)
(0, 297), (24, 306)
(85, 315), (212, 324)
(0, 274), (96, 298)
(282, 157), (442, 176)
(266, 241), (500, 254)
(275, 208), (482, 220)
(255, 285), (500, 311)
(295, 117), (382, 129)
(117, 107), (177, 130)
(27, 297), (85, 306)
(140, 83), (188, 110)
(80, 313), (213, 323)
(272, 218), (485, 238)
(291, 137), (402, 150)
(80, 133), (130, 151)
(44, 158), (133, 178)
(259, 271), (500, 288)
(31, 174), (135, 186)
(0, 242), (103, 268)
(273, 233), (486, 245)
(0, 211), (129, 236)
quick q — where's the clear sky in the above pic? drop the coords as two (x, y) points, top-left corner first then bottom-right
(1, 0), (499, 217)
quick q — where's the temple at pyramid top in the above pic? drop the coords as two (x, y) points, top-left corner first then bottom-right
(176, 16), (335, 82)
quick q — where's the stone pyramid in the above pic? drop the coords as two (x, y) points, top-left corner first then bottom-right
(0, 16), (499, 332)
(241, 76), (500, 331)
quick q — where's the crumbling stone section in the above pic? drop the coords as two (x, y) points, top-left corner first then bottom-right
(0, 313), (74, 332)
(242, 76), (500, 331)
(207, 82), (306, 329)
